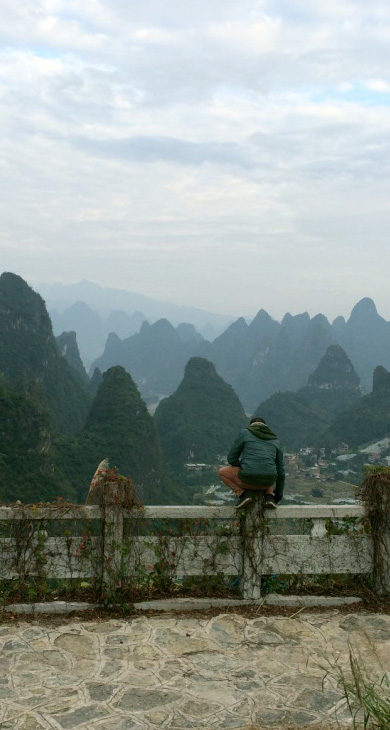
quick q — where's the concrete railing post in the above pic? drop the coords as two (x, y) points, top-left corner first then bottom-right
(361, 470), (390, 596)
(239, 494), (265, 599)
(374, 515), (390, 596)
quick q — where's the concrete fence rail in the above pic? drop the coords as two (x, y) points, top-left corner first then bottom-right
(0, 502), (386, 599)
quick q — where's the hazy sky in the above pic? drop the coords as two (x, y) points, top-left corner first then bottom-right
(1, 1), (390, 322)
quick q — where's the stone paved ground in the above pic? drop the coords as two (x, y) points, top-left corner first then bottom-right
(0, 610), (390, 729)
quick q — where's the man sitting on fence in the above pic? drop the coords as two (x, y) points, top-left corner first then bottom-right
(219, 417), (285, 510)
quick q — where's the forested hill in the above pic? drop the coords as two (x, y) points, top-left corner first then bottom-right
(56, 366), (180, 504)
(0, 272), (90, 435)
(322, 365), (390, 448)
(254, 344), (362, 450)
(255, 347), (390, 452)
(0, 274), (179, 505)
(154, 357), (247, 466)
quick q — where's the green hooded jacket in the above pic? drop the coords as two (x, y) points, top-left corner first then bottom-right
(227, 423), (285, 502)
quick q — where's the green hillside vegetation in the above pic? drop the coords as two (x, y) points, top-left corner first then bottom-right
(0, 375), (74, 503)
(254, 391), (330, 451)
(58, 366), (178, 504)
(322, 366), (390, 448)
(0, 272), (90, 435)
(154, 357), (247, 466)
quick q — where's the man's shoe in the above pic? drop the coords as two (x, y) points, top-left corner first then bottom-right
(234, 491), (252, 510)
(264, 494), (277, 509)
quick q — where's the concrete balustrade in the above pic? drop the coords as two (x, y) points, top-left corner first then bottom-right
(0, 501), (388, 598)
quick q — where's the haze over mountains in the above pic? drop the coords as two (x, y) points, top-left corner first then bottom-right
(85, 301), (390, 413)
(39, 279), (233, 365)
(38, 280), (390, 412)
(3, 272), (390, 505)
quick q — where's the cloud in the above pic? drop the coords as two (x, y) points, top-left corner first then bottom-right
(1, 0), (390, 321)
(71, 134), (254, 168)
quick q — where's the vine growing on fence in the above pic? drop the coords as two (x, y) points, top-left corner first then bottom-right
(360, 466), (390, 594)
(0, 472), (382, 605)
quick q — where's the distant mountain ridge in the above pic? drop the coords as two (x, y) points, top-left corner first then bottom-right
(50, 301), (148, 367)
(92, 318), (204, 402)
(37, 279), (233, 336)
(82, 295), (390, 412)
(35, 280), (390, 412)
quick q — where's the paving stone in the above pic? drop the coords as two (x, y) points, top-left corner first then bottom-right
(339, 614), (362, 631)
(180, 698), (222, 717)
(188, 651), (240, 678)
(3, 639), (28, 652)
(208, 614), (247, 646)
(230, 697), (253, 718)
(295, 687), (343, 712)
(17, 694), (51, 707)
(53, 703), (109, 728)
(40, 694), (79, 715)
(86, 682), (120, 701)
(285, 709), (320, 724)
(153, 629), (213, 656)
(116, 688), (181, 712)
(245, 627), (285, 645)
(188, 679), (244, 706)
(105, 634), (133, 645)
(99, 659), (124, 679)
(54, 633), (95, 656)
(44, 675), (82, 688)
(213, 713), (248, 728)
(253, 707), (287, 726)
(120, 668), (160, 688)
(143, 710), (171, 726)
(84, 621), (123, 633)
(262, 617), (318, 640)
(19, 649), (70, 671)
(131, 643), (164, 661)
